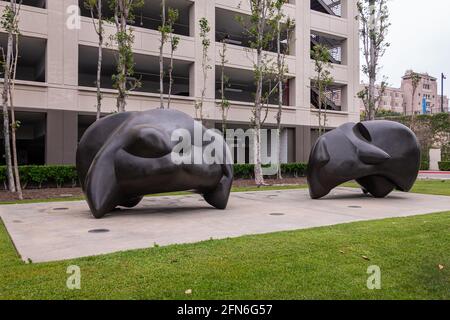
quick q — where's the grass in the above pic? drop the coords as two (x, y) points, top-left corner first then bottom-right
(0, 179), (448, 300)
(1, 179), (448, 205)
(342, 179), (450, 197)
(0, 212), (449, 300)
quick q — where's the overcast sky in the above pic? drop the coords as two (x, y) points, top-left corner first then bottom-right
(364, 0), (450, 97)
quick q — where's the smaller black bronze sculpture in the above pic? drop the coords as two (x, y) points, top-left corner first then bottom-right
(77, 109), (233, 219)
(307, 120), (420, 199)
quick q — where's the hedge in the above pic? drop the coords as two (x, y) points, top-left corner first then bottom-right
(233, 163), (307, 179)
(439, 162), (450, 172)
(0, 165), (78, 189)
(0, 163), (308, 189)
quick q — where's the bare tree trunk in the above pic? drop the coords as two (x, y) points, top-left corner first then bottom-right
(220, 45), (228, 135)
(276, 22), (283, 180)
(254, 46), (264, 186)
(168, 43), (174, 109)
(159, 0), (166, 109)
(2, 31), (16, 193)
(410, 87), (417, 130)
(367, 0), (376, 120)
(198, 57), (208, 124)
(368, 72), (376, 120)
(96, 0), (103, 120)
(10, 24), (22, 199)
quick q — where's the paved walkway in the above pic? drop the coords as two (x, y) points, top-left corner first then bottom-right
(1, 188), (450, 263)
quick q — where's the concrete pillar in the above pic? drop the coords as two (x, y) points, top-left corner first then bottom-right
(295, 126), (311, 163)
(46, 110), (78, 165)
(280, 129), (289, 163)
(429, 148), (442, 171)
(46, 0), (79, 111)
(347, 0), (360, 121)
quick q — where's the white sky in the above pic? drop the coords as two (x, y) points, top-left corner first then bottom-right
(362, 0), (450, 97)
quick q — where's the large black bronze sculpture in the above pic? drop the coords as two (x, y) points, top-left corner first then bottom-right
(77, 109), (233, 219)
(307, 120), (420, 199)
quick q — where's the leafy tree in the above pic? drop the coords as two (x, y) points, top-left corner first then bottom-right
(357, 0), (390, 120)
(158, 0), (167, 109)
(110, 0), (144, 112)
(167, 8), (180, 109)
(195, 17), (211, 123)
(238, 0), (282, 186)
(311, 44), (334, 136)
(158, 2), (180, 109)
(358, 77), (388, 120)
(409, 71), (421, 130)
(271, 4), (294, 179)
(218, 37), (230, 135)
(84, 0), (105, 120)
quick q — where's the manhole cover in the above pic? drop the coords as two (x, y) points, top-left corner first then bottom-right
(348, 206), (362, 209)
(269, 213), (285, 216)
(88, 229), (110, 234)
(53, 208), (69, 211)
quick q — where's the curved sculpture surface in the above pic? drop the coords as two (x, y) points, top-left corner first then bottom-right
(307, 120), (420, 199)
(76, 109), (233, 218)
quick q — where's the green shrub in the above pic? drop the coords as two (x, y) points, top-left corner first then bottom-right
(420, 152), (430, 171)
(0, 163), (308, 189)
(232, 163), (307, 179)
(439, 162), (450, 171)
(420, 160), (430, 171)
(0, 165), (78, 189)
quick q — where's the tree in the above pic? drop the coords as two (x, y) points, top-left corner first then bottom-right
(358, 77), (387, 120)
(158, 0), (167, 109)
(85, 0), (105, 120)
(195, 17), (211, 123)
(218, 37), (230, 135)
(110, 0), (144, 113)
(167, 8), (180, 109)
(239, 0), (281, 186)
(311, 44), (334, 136)
(357, 0), (390, 120)
(409, 71), (421, 129)
(0, 0), (22, 196)
(272, 5), (294, 179)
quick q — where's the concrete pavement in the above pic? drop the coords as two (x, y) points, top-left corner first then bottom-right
(1, 188), (450, 263)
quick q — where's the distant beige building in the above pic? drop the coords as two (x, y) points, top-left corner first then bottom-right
(360, 70), (449, 115)
(0, 0), (360, 165)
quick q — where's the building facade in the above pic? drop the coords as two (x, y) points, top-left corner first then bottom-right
(0, 0), (360, 166)
(360, 70), (449, 116)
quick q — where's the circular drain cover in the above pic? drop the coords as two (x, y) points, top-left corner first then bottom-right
(53, 208), (69, 211)
(269, 213), (285, 216)
(88, 229), (110, 234)
(348, 206), (362, 209)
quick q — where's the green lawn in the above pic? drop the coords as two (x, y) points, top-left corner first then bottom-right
(343, 179), (450, 196)
(0, 180), (449, 300)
